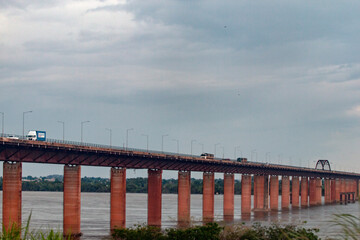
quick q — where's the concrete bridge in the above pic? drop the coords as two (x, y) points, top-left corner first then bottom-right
(1, 137), (359, 237)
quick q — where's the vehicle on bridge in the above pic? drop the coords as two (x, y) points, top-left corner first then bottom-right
(237, 157), (248, 163)
(200, 153), (214, 159)
(26, 130), (46, 141)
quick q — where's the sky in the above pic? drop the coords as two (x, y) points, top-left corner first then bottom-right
(1, 0), (360, 179)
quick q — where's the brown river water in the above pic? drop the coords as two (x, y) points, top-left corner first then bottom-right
(0, 192), (359, 239)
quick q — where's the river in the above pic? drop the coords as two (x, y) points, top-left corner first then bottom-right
(0, 191), (359, 239)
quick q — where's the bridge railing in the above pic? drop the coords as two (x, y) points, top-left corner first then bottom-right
(0, 133), (333, 172)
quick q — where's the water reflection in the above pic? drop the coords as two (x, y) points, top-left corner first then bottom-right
(0, 192), (358, 239)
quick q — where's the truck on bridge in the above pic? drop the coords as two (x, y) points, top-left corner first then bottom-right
(26, 130), (46, 141)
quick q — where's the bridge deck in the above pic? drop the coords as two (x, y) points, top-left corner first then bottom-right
(1, 137), (359, 178)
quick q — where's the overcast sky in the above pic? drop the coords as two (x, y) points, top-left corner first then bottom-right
(1, 0), (360, 179)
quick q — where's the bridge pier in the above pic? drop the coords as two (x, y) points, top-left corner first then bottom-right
(301, 177), (308, 207)
(148, 169), (162, 227)
(324, 179), (331, 204)
(223, 173), (234, 221)
(292, 176), (300, 208)
(63, 165), (81, 237)
(331, 179), (336, 203)
(269, 175), (279, 211)
(335, 179), (341, 203)
(309, 178), (316, 206)
(203, 172), (214, 222)
(241, 175), (251, 218)
(341, 178), (346, 196)
(281, 176), (290, 209)
(2, 162), (22, 231)
(110, 167), (126, 230)
(316, 178), (322, 205)
(178, 171), (191, 226)
(253, 175), (268, 211)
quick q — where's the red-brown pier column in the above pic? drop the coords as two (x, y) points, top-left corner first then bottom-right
(292, 176), (300, 208)
(254, 175), (265, 210)
(340, 178), (346, 194)
(269, 175), (279, 211)
(178, 171), (191, 225)
(223, 173), (234, 221)
(335, 179), (341, 203)
(331, 179), (336, 203)
(63, 165), (81, 237)
(2, 162), (22, 231)
(148, 169), (162, 227)
(309, 178), (317, 206)
(241, 175), (251, 217)
(324, 179), (331, 204)
(203, 172), (214, 222)
(301, 177), (308, 207)
(110, 168), (126, 231)
(316, 178), (322, 205)
(281, 176), (290, 209)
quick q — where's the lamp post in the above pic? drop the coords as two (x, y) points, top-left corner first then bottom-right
(105, 128), (112, 147)
(57, 121), (65, 142)
(142, 134), (149, 152)
(214, 143), (220, 157)
(161, 134), (168, 152)
(190, 139), (196, 155)
(126, 128), (134, 150)
(234, 146), (241, 159)
(172, 139), (179, 154)
(199, 143), (204, 153)
(221, 146), (225, 159)
(251, 149), (257, 162)
(23, 110), (33, 139)
(265, 152), (271, 163)
(81, 120), (90, 143)
(0, 112), (4, 137)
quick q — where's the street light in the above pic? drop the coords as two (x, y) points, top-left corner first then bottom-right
(251, 149), (257, 162)
(57, 121), (65, 142)
(199, 143), (204, 154)
(162, 134), (168, 152)
(214, 143), (220, 157)
(0, 112), (4, 137)
(221, 146), (225, 159)
(142, 134), (149, 152)
(172, 139), (179, 154)
(126, 128), (134, 150)
(105, 128), (112, 147)
(265, 152), (271, 163)
(81, 120), (90, 143)
(23, 110), (33, 139)
(190, 139), (196, 155)
(234, 146), (241, 159)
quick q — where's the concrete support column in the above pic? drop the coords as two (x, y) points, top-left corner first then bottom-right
(331, 179), (336, 203)
(269, 176), (279, 211)
(203, 172), (214, 222)
(178, 171), (191, 226)
(281, 176), (290, 209)
(301, 177), (308, 207)
(292, 176), (300, 208)
(309, 178), (317, 206)
(110, 168), (126, 230)
(335, 179), (341, 203)
(254, 175), (266, 210)
(148, 169), (162, 227)
(63, 165), (81, 237)
(316, 178), (322, 205)
(324, 179), (331, 204)
(241, 175), (251, 216)
(2, 162), (22, 231)
(223, 173), (234, 221)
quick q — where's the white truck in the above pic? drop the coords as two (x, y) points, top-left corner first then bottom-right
(26, 130), (46, 141)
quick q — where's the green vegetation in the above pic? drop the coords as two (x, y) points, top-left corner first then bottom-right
(112, 222), (320, 240)
(1, 214), (65, 240)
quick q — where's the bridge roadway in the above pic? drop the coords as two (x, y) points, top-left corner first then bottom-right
(0, 137), (360, 238)
(0, 137), (359, 179)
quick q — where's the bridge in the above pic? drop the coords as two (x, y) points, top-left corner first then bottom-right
(1, 136), (359, 237)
